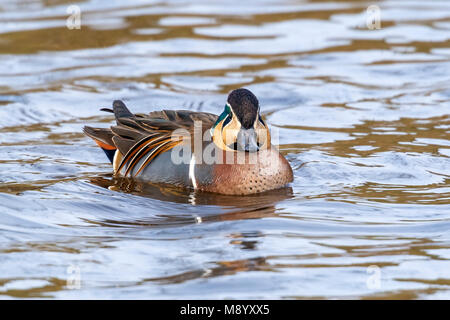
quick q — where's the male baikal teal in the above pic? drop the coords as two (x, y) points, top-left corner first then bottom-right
(84, 88), (293, 195)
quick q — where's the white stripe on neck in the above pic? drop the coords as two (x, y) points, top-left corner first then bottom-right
(189, 154), (197, 189)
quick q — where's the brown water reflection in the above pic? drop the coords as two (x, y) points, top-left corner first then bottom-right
(89, 175), (293, 227)
(0, 0), (449, 299)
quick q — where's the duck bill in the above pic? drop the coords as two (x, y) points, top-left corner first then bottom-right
(236, 128), (259, 152)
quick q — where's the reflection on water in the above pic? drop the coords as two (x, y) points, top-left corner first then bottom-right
(89, 175), (294, 227)
(0, 0), (449, 299)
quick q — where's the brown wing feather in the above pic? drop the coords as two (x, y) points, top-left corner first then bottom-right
(83, 126), (115, 147)
(83, 100), (218, 177)
(112, 136), (135, 155)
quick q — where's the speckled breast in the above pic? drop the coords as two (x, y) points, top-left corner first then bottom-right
(197, 146), (294, 195)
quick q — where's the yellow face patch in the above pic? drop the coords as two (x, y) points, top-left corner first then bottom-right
(254, 117), (271, 150)
(212, 104), (271, 151)
(212, 114), (237, 152)
(221, 114), (241, 148)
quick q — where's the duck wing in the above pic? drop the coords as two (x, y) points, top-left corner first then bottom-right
(84, 100), (217, 177)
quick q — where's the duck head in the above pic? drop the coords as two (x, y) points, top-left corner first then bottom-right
(212, 88), (271, 152)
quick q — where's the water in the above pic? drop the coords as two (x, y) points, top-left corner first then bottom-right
(0, 0), (449, 299)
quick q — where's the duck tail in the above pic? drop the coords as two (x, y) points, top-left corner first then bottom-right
(83, 126), (116, 163)
(113, 100), (133, 120)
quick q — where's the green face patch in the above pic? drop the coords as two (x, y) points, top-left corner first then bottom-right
(212, 103), (232, 131)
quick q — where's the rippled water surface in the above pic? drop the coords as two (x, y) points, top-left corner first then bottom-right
(0, 0), (449, 299)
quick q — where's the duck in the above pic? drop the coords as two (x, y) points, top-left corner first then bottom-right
(83, 88), (293, 195)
